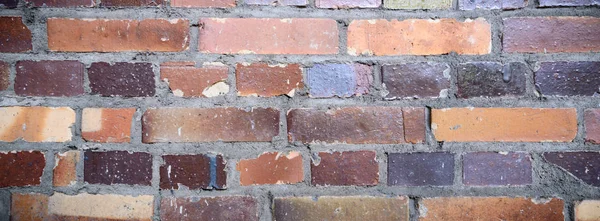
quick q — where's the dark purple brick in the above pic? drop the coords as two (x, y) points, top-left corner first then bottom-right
(0, 17), (32, 52)
(101, 0), (164, 6)
(88, 62), (155, 97)
(544, 152), (600, 187)
(0, 61), (8, 91)
(160, 196), (258, 221)
(457, 62), (527, 98)
(311, 151), (378, 186)
(24, 0), (94, 6)
(459, 0), (526, 10)
(0, 0), (18, 7)
(15, 60), (84, 97)
(539, 0), (599, 6)
(382, 63), (450, 99)
(0, 151), (45, 187)
(585, 109), (600, 144)
(535, 61), (600, 96)
(388, 152), (454, 186)
(463, 152), (532, 186)
(84, 151), (152, 186)
(160, 154), (226, 190)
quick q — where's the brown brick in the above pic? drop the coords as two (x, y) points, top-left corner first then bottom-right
(84, 151), (153, 186)
(463, 152), (532, 186)
(432, 108), (577, 142)
(236, 152), (303, 186)
(88, 62), (155, 97)
(0, 61), (9, 91)
(504, 17), (600, 53)
(457, 62), (527, 98)
(0, 151), (45, 187)
(0, 106), (75, 142)
(382, 63), (451, 99)
(419, 197), (564, 220)
(101, 0), (164, 6)
(15, 60), (84, 97)
(236, 63), (304, 97)
(142, 107), (279, 143)
(161, 196), (258, 221)
(0, 17), (32, 53)
(82, 108), (136, 143)
(171, 0), (234, 7)
(160, 62), (229, 97)
(11, 193), (48, 221)
(47, 18), (189, 52)
(25, 0), (94, 7)
(160, 154), (226, 190)
(199, 18), (338, 54)
(348, 18), (491, 56)
(312, 151), (378, 186)
(53, 151), (80, 187)
(274, 196), (409, 221)
(535, 61), (600, 96)
(585, 109), (600, 144)
(287, 107), (425, 144)
(544, 152), (600, 187)
(576, 200), (600, 221)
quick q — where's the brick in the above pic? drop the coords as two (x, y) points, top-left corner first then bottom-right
(0, 151), (44, 187)
(236, 63), (303, 97)
(236, 152), (303, 185)
(0, 61), (8, 91)
(316, 0), (380, 8)
(88, 62), (155, 97)
(419, 197), (564, 220)
(576, 200), (600, 221)
(161, 62), (229, 97)
(307, 63), (372, 98)
(84, 151), (153, 186)
(25, 0), (94, 7)
(382, 63), (450, 99)
(0, 106), (75, 142)
(535, 61), (600, 96)
(287, 107), (425, 144)
(347, 18), (491, 56)
(160, 154), (226, 190)
(161, 196), (257, 221)
(102, 0), (163, 6)
(585, 109), (600, 144)
(431, 108), (577, 142)
(388, 152), (454, 186)
(459, 0), (526, 10)
(0, 17), (32, 53)
(15, 60), (84, 97)
(171, 0), (234, 7)
(274, 196), (409, 221)
(0, 0), (18, 7)
(457, 62), (527, 98)
(47, 18), (189, 52)
(82, 108), (136, 143)
(544, 152), (600, 187)
(504, 17), (600, 53)
(53, 151), (79, 187)
(199, 18), (338, 55)
(311, 151), (378, 186)
(142, 108), (279, 143)
(540, 0), (599, 6)
(384, 0), (451, 9)
(11, 193), (48, 221)
(244, 0), (306, 5)
(463, 152), (532, 186)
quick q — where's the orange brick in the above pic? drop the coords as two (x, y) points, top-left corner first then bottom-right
(53, 151), (80, 187)
(431, 108), (577, 142)
(0, 106), (75, 142)
(236, 152), (304, 185)
(236, 63), (304, 97)
(160, 62), (229, 97)
(82, 108), (135, 143)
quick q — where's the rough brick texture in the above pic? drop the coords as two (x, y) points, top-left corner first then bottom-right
(236, 63), (303, 97)
(585, 109), (600, 144)
(26, 0), (94, 7)
(457, 62), (527, 98)
(0, 61), (8, 91)
(544, 152), (600, 187)
(0, 106), (75, 142)
(160, 154), (226, 189)
(311, 151), (378, 186)
(459, 0), (527, 9)
(382, 63), (450, 99)
(463, 152), (532, 186)
(535, 61), (600, 96)
(88, 62), (155, 97)
(388, 152), (454, 186)
(82, 108), (136, 143)
(84, 151), (153, 186)
(161, 62), (229, 97)
(15, 60), (84, 97)
(161, 196), (258, 220)
(0, 151), (45, 187)
(307, 63), (372, 98)
(53, 151), (79, 187)
(576, 200), (600, 221)
(237, 152), (303, 185)
(171, 0), (234, 7)
(0, 17), (32, 53)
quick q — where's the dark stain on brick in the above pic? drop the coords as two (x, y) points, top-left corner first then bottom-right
(160, 154), (226, 190)
(0, 17), (32, 52)
(0, 0), (18, 7)
(457, 62), (527, 98)
(463, 152), (532, 186)
(388, 152), (454, 186)
(535, 61), (600, 96)
(0, 61), (9, 91)
(544, 152), (600, 187)
(88, 62), (155, 97)
(382, 63), (450, 99)
(160, 196), (258, 221)
(84, 151), (153, 186)
(311, 151), (378, 186)
(15, 60), (84, 97)
(0, 151), (45, 187)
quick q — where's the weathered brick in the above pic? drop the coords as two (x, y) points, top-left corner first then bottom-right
(0, 17), (32, 53)
(236, 63), (303, 97)
(199, 18), (338, 54)
(307, 63), (371, 98)
(312, 151), (378, 186)
(576, 200), (600, 221)
(544, 152), (600, 187)
(316, 0), (379, 8)
(82, 108), (136, 143)
(388, 152), (454, 186)
(0, 0), (18, 7)
(274, 196), (409, 221)
(463, 152), (532, 186)
(84, 151), (153, 186)
(15, 60), (84, 97)
(0, 106), (75, 142)
(348, 18), (491, 56)
(236, 152), (303, 186)
(382, 63), (450, 99)
(88, 62), (155, 97)
(419, 197), (564, 220)
(535, 61), (600, 96)
(457, 62), (527, 98)
(459, 0), (526, 10)
(53, 151), (79, 187)
(161, 196), (257, 221)
(161, 62), (229, 97)
(244, 0), (306, 5)
(171, 0), (234, 7)
(11, 193), (48, 221)
(101, 0), (163, 6)
(0, 151), (44, 187)
(504, 17), (600, 53)
(540, 0), (599, 6)
(585, 109), (600, 144)
(25, 0), (94, 7)
(47, 18), (189, 52)
(432, 108), (577, 142)
(160, 154), (226, 190)
(0, 61), (9, 91)
(384, 0), (451, 9)
(288, 107), (425, 144)
(142, 108), (279, 143)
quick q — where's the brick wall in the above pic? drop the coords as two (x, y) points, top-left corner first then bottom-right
(0, 0), (599, 219)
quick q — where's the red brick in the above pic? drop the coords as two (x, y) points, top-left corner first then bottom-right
(0, 151), (45, 187)
(53, 151), (79, 187)
(160, 62), (229, 97)
(84, 151), (153, 186)
(312, 151), (378, 186)
(0, 106), (76, 142)
(287, 107), (425, 144)
(585, 109), (600, 144)
(236, 63), (303, 97)
(161, 196), (258, 220)
(171, 0), (234, 7)
(101, 0), (164, 6)
(0, 17), (32, 53)
(47, 18), (189, 52)
(142, 107), (279, 143)
(236, 152), (303, 185)
(199, 18), (338, 54)
(82, 108), (135, 143)
(15, 60), (84, 97)
(88, 62), (155, 97)
(25, 0), (94, 7)
(0, 61), (9, 91)
(160, 154), (226, 190)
